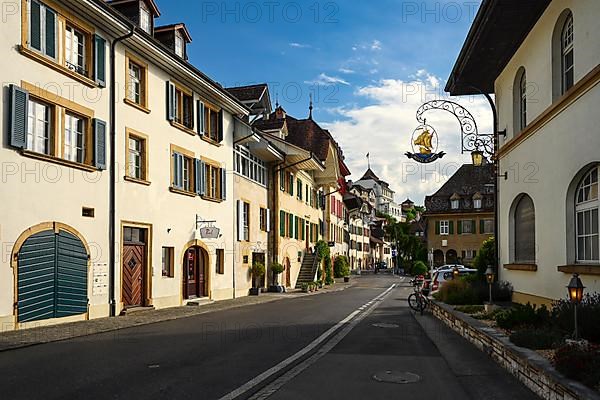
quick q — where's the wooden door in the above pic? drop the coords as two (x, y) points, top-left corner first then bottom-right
(123, 244), (144, 307)
(285, 258), (291, 287)
(184, 247), (207, 299)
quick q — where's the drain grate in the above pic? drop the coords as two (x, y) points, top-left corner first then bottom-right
(373, 371), (420, 384)
(372, 323), (400, 329)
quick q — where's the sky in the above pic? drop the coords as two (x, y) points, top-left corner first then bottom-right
(157, 0), (493, 205)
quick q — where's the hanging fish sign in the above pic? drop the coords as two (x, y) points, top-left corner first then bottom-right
(405, 124), (446, 164)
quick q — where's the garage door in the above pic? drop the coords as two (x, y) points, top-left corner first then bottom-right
(17, 230), (89, 323)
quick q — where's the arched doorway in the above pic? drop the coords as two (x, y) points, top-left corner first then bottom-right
(433, 250), (445, 267)
(446, 249), (458, 264)
(14, 223), (89, 323)
(183, 246), (208, 299)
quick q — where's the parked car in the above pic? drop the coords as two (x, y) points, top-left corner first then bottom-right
(430, 267), (477, 294)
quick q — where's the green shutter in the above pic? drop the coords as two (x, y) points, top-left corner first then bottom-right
(289, 175), (294, 196)
(480, 220), (485, 234)
(279, 170), (285, 191)
(94, 35), (106, 87)
(294, 216), (299, 239)
(449, 221), (454, 235)
(93, 118), (106, 170)
(280, 211), (285, 236)
(45, 7), (56, 58)
(435, 221), (440, 235)
(55, 231), (88, 318)
(30, 1), (41, 51)
(9, 85), (29, 149)
(288, 214), (294, 237)
(457, 221), (462, 235)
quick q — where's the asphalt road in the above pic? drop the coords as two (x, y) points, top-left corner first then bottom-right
(0, 275), (539, 400)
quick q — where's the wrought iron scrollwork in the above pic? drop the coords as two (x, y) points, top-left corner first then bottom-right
(415, 100), (494, 157)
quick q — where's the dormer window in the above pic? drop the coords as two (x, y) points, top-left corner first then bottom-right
(451, 200), (459, 209)
(140, 1), (151, 33)
(175, 31), (184, 58)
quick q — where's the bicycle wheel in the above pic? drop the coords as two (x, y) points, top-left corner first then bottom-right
(408, 293), (421, 311)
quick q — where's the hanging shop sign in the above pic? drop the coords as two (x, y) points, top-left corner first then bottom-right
(405, 124), (446, 164)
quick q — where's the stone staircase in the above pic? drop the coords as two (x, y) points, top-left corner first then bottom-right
(295, 253), (318, 289)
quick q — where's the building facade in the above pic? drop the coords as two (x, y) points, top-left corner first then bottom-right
(447, 0), (600, 304)
(424, 165), (495, 267)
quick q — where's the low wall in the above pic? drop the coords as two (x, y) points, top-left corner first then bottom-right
(430, 301), (600, 400)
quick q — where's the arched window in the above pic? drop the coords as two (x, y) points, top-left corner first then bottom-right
(561, 13), (574, 94)
(552, 10), (574, 100)
(513, 67), (527, 135)
(514, 195), (536, 263)
(575, 167), (599, 263)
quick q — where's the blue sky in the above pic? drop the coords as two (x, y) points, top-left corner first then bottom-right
(158, 1), (489, 204)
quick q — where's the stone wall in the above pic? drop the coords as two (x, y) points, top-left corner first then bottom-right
(430, 301), (600, 400)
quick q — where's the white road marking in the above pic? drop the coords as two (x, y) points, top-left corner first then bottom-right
(217, 284), (396, 400)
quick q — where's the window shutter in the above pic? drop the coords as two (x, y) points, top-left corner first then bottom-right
(172, 153), (183, 188)
(266, 209), (271, 232)
(472, 220), (476, 234)
(94, 35), (106, 87)
(480, 219), (485, 234)
(217, 109), (224, 142)
(294, 216), (299, 239)
(197, 101), (205, 134)
(194, 158), (202, 195)
(280, 211), (285, 236)
(435, 221), (440, 235)
(9, 85), (29, 149)
(237, 200), (244, 241)
(449, 221), (454, 235)
(220, 167), (227, 200)
(289, 214), (294, 238)
(457, 221), (462, 235)
(93, 118), (107, 170)
(45, 7), (56, 58)
(199, 160), (206, 196)
(166, 81), (175, 121)
(279, 170), (285, 191)
(289, 175), (294, 196)
(30, 1), (41, 50)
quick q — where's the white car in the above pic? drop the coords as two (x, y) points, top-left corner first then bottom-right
(430, 267), (477, 293)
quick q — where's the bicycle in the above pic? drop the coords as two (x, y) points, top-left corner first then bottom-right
(407, 278), (429, 314)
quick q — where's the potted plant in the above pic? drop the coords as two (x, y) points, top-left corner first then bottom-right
(269, 262), (285, 293)
(249, 261), (265, 296)
(301, 283), (309, 293)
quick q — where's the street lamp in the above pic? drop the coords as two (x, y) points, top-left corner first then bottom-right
(452, 266), (460, 280)
(485, 265), (495, 304)
(471, 150), (485, 167)
(567, 274), (585, 340)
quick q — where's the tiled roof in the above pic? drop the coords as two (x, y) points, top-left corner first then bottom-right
(285, 116), (331, 161)
(226, 84), (268, 103)
(253, 118), (285, 132)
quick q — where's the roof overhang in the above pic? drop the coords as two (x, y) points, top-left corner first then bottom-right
(263, 133), (324, 172)
(248, 139), (284, 162)
(445, 0), (551, 96)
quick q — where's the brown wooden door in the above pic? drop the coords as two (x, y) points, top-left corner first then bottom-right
(285, 258), (291, 287)
(184, 247), (207, 299)
(123, 244), (144, 307)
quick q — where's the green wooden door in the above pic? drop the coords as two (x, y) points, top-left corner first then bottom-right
(17, 230), (88, 322)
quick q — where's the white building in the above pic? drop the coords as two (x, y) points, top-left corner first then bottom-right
(446, 0), (600, 304)
(353, 168), (403, 220)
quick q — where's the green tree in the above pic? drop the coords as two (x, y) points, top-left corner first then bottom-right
(473, 237), (495, 277)
(385, 220), (427, 273)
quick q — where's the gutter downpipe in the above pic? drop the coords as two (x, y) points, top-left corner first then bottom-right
(109, 25), (135, 317)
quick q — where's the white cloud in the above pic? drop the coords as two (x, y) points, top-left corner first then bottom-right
(339, 67), (356, 74)
(305, 73), (350, 86)
(323, 71), (493, 205)
(289, 42), (311, 48)
(371, 40), (382, 51)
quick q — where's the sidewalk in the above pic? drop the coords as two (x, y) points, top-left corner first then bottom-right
(0, 281), (353, 353)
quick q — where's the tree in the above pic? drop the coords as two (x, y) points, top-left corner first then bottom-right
(385, 220), (427, 273)
(473, 237), (495, 277)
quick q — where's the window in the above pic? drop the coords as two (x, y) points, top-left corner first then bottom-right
(514, 195), (536, 263)
(297, 179), (303, 200)
(203, 106), (220, 142)
(474, 198), (482, 209)
(288, 174), (294, 196)
(481, 219), (494, 234)
(205, 164), (222, 200)
(461, 220), (474, 234)
(162, 247), (174, 277)
(139, 1), (151, 33)
(175, 31), (184, 58)
(126, 55), (148, 109)
(513, 67), (527, 134)
(65, 25), (87, 76)
(440, 220), (449, 236)
(561, 13), (574, 94)
(242, 202), (250, 241)
(260, 208), (269, 232)
(126, 132), (147, 181)
(28, 0), (57, 59)
(576, 168), (599, 263)
(174, 87), (194, 129)
(64, 113), (86, 163)
(172, 151), (194, 192)
(27, 98), (52, 155)
(216, 249), (225, 274)
(519, 72), (527, 131)
(451, 199), (459, 210)
(234, 145), (266, 186)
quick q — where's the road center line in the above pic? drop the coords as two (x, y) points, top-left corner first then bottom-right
(217, 284), (396, 400)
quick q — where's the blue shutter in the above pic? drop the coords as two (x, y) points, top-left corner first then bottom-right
(199, 160), (206, 196)
(217, 109), (224, 142)
(9, 85), (29, 149)
(55, 231), (88, 318)
(237, 200), (243, 241)
(197, 101), (205, 135)
(93, 118), (107, 170)
(45, 7), (56, 58)
(94, 35), (106, 87)
(173, 153), (183, 189)
(166, 81), (175, 121)
(220, 167), (226, 200)
(194, 158), (202, 195)
(30, 1), (41, 50)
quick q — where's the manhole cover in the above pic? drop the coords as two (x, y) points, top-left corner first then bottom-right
(372, 323), (399, 329)
(373, 371), (420, 384)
